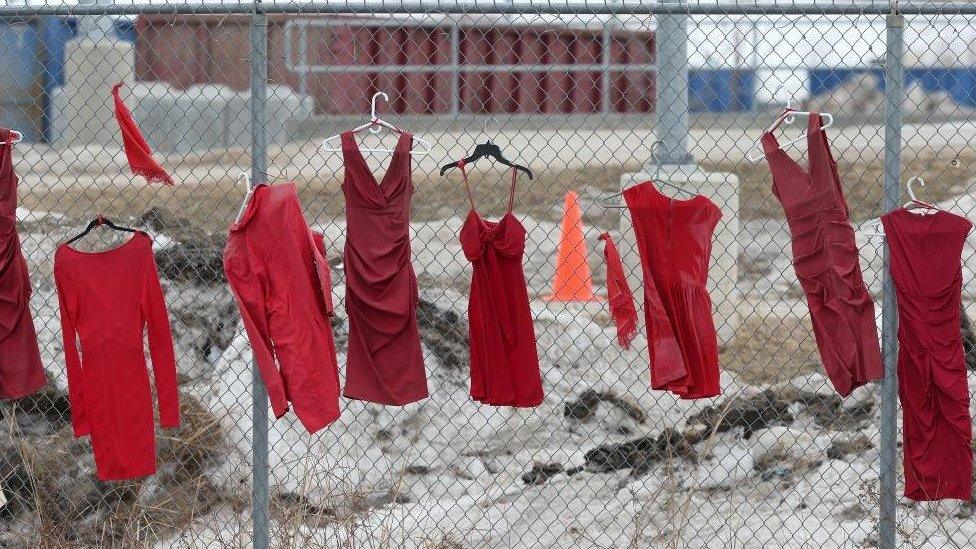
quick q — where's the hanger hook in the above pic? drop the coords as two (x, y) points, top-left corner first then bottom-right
(370, 92), (389, 134)
(906, 176), (925, 203)
(650, 140), (664, 179)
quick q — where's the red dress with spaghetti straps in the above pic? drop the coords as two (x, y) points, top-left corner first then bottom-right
(624, 180), (722, 399)
(341, 131), (428, 405)
(458, 164), (543, 407)
(0, 127), (46, 399)
(881, 208), (972, 501)
(761, 114), (883, 396)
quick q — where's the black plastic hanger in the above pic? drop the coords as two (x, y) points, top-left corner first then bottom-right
(439, 140), (534, 180)
(65, 214), (138, 246)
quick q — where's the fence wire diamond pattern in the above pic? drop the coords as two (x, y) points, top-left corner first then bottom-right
(0, 2), (975, 548)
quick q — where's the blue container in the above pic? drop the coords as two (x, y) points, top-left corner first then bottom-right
(689, 69), (755, 112)
(0, 20), (45, 142)
(949, 68), (976, 108)
(808, 68), (857, 97)
(40, 17), (136, 142)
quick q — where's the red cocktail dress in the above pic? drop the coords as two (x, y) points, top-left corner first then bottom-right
(624, 180), (722, 399)
(459, 164), (543, 407)
(762, 113), (883, 396)
(341, 131), (428, 405)
(881, 208), (973, 501)
(55, 232), (179, 481)
(0, 127), (46, 399)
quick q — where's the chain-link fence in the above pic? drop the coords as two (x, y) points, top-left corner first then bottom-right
(1, 1), (976, 548)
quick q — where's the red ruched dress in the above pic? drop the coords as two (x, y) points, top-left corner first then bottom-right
(881, 208), (973, 501)
(341, 131), (428, 405)
(55, 232), (179, 481)
(0, 127), (46, 399)
(224, 183), (341, 434)
(762, 114), (883, 396)
(624, 180), (722, 399)
(459, 164), (543, 407)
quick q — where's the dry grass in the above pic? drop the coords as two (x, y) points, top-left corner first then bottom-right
(719, 314), (823, 385)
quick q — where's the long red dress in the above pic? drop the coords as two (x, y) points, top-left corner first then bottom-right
(624, 180), (722, 399)
(881, 208), (973, 501)
(762, 114), (883, 396)
(224, 183), (341, 434)
(459, 164), (543, 407)
(54, 232), (179, 481)
(0, 128), (46, 399)
(341, 131), (427, 405)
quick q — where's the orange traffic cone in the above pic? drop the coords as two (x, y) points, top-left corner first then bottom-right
(545, 191), (601, 302)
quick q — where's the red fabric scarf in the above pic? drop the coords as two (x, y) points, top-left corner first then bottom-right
(599, 232), (637, 349)
(112, 83), (173, 185)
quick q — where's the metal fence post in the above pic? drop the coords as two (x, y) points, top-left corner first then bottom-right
(249, 4), (270, 548)
(450, 22), (461, 118)
(879, 7), (904, 549)
(652, 0), (691, 166)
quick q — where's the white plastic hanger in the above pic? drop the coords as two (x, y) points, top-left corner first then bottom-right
(862, 176), (940, 238)
(321, 92), (432, 155)
(903, 176), (939, 215)
(0, 130), (23, 146)
(600, 140), (699, 209)
(747, 98), (834, 163)
(233, 167), (292, 223)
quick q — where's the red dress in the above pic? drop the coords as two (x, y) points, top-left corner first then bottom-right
(341, 131), (427, 405)
(54, 232), (180, 481)
(224, 183), (341, 434)
(624, 181), (722, 399)
(0, 128), (46, 399)
(881, 208), (973, 501)
(762, 114), (883, 396)
(459, 164), (543, 407)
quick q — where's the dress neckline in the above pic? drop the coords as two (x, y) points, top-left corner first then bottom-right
(342, 130), (408, 189)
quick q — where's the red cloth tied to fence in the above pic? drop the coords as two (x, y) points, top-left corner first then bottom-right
(599, 232), (638, 349)
(112, 83), (174, 186)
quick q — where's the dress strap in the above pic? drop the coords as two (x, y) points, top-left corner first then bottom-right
(507, 167), (518, 212)
(458, 160), (477, 211)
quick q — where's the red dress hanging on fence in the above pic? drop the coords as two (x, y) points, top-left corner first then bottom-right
(762, 114), (883, 397)
(0, 127), (46, 399)
(459, 163), (543, 407)
(341, 131), (428, 405)
(54, 232), (180, 481)
(224, 183), (341, 434)
(881, 208), (973, 501)
(625, 180), (722, 399)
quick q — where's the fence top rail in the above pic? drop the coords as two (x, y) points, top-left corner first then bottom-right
(4, 1), (976, 18)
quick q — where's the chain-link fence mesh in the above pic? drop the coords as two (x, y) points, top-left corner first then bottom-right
(1, 2), (975, 548)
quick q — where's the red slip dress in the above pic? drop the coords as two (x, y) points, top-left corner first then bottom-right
(54, 232), (180, 481)
(881, 208), (973, 501)
(458, 163), (543, 407)
(341, 131), (428, 406)
(762, 114), (883, 397)
(0, 127), (46, 399)
(624, 181), (722, 399)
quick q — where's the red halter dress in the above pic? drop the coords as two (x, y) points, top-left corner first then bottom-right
(341, 131), (428, 405)
(0, 127), (46, 399)
(624, 180), (722, 399)
(881, 208), (973, 501)
(458, 164), (543, 407)
(762, 114), (883, 396)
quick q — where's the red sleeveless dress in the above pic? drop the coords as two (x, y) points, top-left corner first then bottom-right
(341, 131), (428, 405)
(0, 127), (46, 399)
(881, 208), (972, 501)
(762, 114), (883, 397)
(624, 181), (722, 399)
(458, 164), (543, 407)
